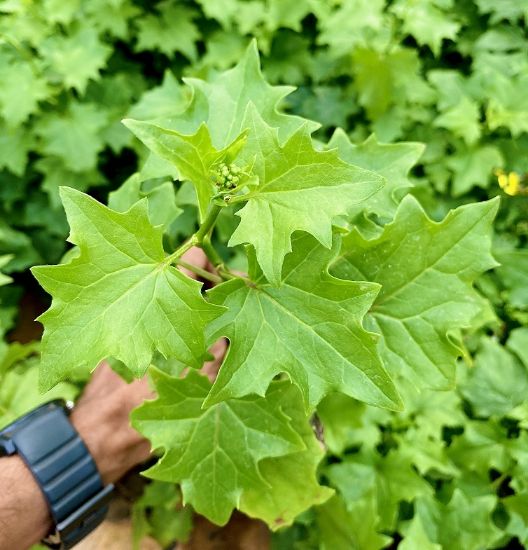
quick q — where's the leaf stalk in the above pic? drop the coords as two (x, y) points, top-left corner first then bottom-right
(174, 259), (223, 284)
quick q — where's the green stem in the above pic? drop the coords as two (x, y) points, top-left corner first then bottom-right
(217, 266), (255, 287)
(195, 204), (222, 243)
(174, 259), (223, 284)
(200, 237), (223, 267)
(164, 203), (222, 266)
(164, 235), (198, 265)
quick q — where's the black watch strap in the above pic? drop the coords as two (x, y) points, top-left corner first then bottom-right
(10, 402), (113, 549)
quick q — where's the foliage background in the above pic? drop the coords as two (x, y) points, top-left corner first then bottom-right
(0, 0), (527, 548)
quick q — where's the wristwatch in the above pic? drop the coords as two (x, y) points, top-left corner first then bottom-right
(0, 399), (114, 549)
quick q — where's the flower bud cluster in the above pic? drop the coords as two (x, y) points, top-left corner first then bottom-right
(212, 162), (242, 191)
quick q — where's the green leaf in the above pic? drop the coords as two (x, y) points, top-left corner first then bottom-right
(39, 26), (111, 93)
(35, 103), (107, 172)
(195, 31), (249, 72)
(508, 327), (528, 368)
(85, 72), (145, 154)
(135, 2), (200, 60)
(396, 378), (464, 441)
(108, 173), (182, 228)
(416, 490), (501, 550)
(433, 96), (481, 145)
(0, 357), (78, 430)
(132, 481), (192, 549)
(396, 426), (460, 477)
(503, 493), (528, 546)
(494, 248), (528, 308)
(327, 129), (424, 225)
(327, 451), (433, 531)
(263, 33), (313, 85)
(446, 144), (503, 196)
(206, 233), (401, 411)
(0, 341), (40, 374)
(35, 157), (105, 208)
(461, 337), (528, 417)
(317, 393), (388, 455)
(0, 124), (32, 176)
(316, 494), (392, 550)
(84, 0), (140, 39)
(391, 0), (461, 56)
(316, 0), (387, 56)
(298, 86), (359, 130)
(239, 383), (334, 529)
(193, 0), (241, 29)
(350, 47), (424, 121)
(0, 61), (48, 126)
(333, 196), (499, 391)
(229, 107), (385, 284)
(127, 70), (190, 121)
(447, 420), (511, 475)
(42, 0), (80, 25)
(131, 369), (304, 526)
(32, 188), (223, 390)
(149, 41), (317, 149)
(428, 69), (477, 111)
(399, 515), (441, 550)
(122, 120), (247, 219)
(0, 255), (13, 287)
(0, 220), (41, 272)
(486, 73), (528, 137)
(475, 0), (528, 23)
(266, 0), (313, 32)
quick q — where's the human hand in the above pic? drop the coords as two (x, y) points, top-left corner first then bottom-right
(70, 362), (154, 485)
(0, 363), (153, 550)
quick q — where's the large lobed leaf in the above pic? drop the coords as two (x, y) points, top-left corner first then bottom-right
(333, 195), (499, 391)
(32, 188), (223, 390)
(132, 368), (330, 526)
(229, 106), (385, 285)
(206, 233), (401, 411)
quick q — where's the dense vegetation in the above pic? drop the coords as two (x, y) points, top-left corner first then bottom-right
(1, 1), (527, 548)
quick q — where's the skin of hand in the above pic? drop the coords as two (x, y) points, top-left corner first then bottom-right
(0, 247), (226, 550)
(0, 364), (154, 550)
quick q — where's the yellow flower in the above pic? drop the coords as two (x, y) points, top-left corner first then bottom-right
(496, 169), (522, 196)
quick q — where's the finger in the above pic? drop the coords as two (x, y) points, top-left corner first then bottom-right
(179, 247), (208, 279)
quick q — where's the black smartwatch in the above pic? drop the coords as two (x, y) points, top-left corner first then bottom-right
(0, 400), (114, 549)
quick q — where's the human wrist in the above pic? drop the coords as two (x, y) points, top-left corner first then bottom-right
(0, 368), (152, 550)
(0, 455), (52, 549)
(70, 378), (152, 484)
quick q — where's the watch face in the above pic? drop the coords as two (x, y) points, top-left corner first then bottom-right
(0, 400), (66, 456)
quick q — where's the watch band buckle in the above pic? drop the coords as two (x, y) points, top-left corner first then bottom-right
(43, 484), (114, 549)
